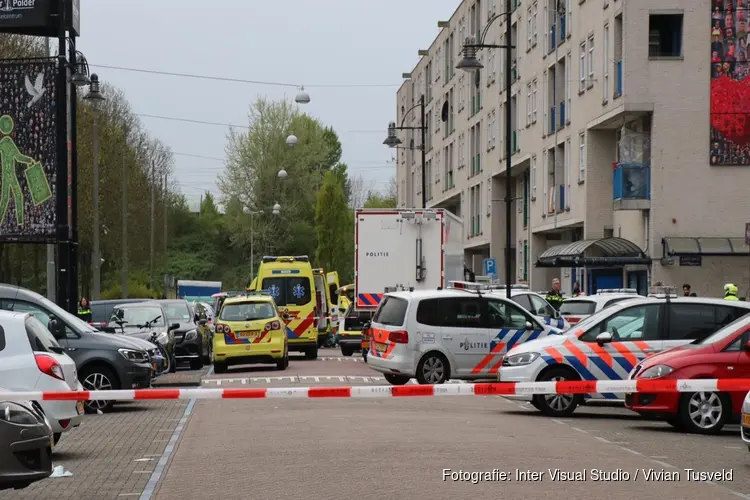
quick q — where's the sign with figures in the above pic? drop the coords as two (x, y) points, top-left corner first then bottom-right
(0, 59), (57, 242)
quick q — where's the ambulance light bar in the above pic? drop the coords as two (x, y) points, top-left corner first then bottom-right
(487, 284), (530, 290)
(261, 255), (310, 263)
(648, 285), (678, 298)
(597, 288), (638, 295)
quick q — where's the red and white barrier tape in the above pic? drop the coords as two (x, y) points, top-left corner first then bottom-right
(2, 379), (750, 401)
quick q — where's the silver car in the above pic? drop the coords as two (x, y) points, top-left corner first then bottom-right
(0, 396), (53, 491)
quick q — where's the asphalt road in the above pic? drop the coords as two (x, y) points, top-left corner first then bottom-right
(6, 349), (750, 499)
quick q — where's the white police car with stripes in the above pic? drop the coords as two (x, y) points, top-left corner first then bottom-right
(498, 286), (750, 417)
(483, 284), (570, 331)
(364, 282), (565, 385)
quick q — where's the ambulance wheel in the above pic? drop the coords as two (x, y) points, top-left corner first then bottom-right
(341, 346), (353, 356)
(305, 346), (318, 360)
(214, 361), (227, 374)
(384, 374), (411, 385)
(416, 352), (450, 385)
(532, 366), (583, 417)
(276, 353), (289, 370)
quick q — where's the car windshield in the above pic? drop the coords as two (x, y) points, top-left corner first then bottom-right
(162, 302), (191, 323)
(561, 303), (635, 334)
(220, 302), (275, 321)
(559, 300), (596, 316)
(693, 314), (750, 345)
(261, 277), (312, 307)
(108, 306), (165, 328)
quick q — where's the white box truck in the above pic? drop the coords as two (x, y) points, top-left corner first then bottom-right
(354, 208), (464, 310)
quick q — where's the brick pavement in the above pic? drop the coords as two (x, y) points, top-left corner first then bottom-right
(151, 366), (211, 387)
(0, 401), (189, 500)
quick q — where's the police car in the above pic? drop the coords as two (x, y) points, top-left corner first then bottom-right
(364, 282), (565, 385)
(484, 284), (570, 330)
(498, 286), (750, 416)
(559, 288), (641, 326)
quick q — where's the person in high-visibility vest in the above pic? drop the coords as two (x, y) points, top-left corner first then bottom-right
(724, 283), (740, 301)
(77, 297), (92, 322)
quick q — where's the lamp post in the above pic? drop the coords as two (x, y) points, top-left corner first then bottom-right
(383, 95), (427, 208)
(85, 74), (105, 299)
(457, 1), (516, 298)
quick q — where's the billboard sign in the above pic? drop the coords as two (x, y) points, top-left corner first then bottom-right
(0, 0), (55, 35)
(0, 59), (57, 242)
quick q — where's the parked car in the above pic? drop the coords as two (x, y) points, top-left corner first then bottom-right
(156, 299), (211, 369)
(338, 305), (372, 356)
(482, 285), (571, 330)
(558, 289), (641, 326)
(627, 313), (750, 434)
(0, 284), (154, 414)
(103, 302), (177, 374)
(89, 298), (150, 329)
(0, 396), (53, 491)
(194, 301), (216, 334)
(0, 311), (83, 445)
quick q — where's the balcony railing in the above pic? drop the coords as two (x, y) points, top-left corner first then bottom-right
(615, 60), (623, 98)
(559, 101), (566, 129)
(549, 106), (556, 135)
(549, 25), (557, 53)
(613, 163), (650, 208)
(559, 15), (566, 41)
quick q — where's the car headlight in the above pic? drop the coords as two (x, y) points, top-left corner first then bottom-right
(0, 402), (40, 425)
(156, 331), (169, 345)
(638, 364), (674, 379)
(118, 348), (148, 363)
(502, 352), (541, 366)
(185, 329), (197, 341)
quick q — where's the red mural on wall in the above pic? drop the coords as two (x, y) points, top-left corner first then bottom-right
(711, 0), (750, 164)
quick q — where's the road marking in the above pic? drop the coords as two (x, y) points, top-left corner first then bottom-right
(609, 441), (629, 445)
(594, 436), (611, 443)
(118, 494), (141, 497)
(319, 357), (363, 362)
(620, 447), (641, 455)
(570, 426), (587, 433)
(140, 365), (213, 500)
(725, 445), (743, 450)
(133, 458), (153, 462)
(650, 455), (668, 459)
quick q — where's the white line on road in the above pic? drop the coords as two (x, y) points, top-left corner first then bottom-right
(650, 455), (669, 459)
(133, 458), (153, 462)
(570, 426), (587, 433)
(594, 436), (611, 443)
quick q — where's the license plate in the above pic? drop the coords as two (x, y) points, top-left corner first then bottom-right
(743, 414), (750, 427)
(76, 401), (84, 415)
(236, 330), (260, 339)
(375, 342), (387, 353)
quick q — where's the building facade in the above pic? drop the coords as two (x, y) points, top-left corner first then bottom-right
(395, 0), (750, 297)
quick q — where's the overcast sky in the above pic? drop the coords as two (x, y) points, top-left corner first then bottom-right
(75, 0), (458, 210)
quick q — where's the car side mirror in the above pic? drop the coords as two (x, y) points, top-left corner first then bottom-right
(199, 319), (207, 326)
(525, 321), (534, 330)
(744, 340), (750, 352)
(47, 317), (64, 339)
(553, 310), (561, 319)
(596, 332), (613, 346)
(282, 313), (290, 321)
(169, 323), (180, 331)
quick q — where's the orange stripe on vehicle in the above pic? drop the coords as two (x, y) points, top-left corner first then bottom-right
(253, 331), (269, 344)
(563, 339), (589, 366)
(588, 343), (614, 367)
(632, 341), (651, 355)
(573, 329), (585, 338)
(371, 328), (390, 343)
(488, 357), (505, 374)
(544, 347), (564, 364)
(383, 343), (396, 358)
(471, 342), (505, 374)
(611, 343), (638, 367)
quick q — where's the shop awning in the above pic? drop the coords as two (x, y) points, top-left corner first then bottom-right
(535, 237), (651, 268)
(662, 237), (750, 257)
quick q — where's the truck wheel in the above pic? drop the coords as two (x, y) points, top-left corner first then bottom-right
(384, 374), (410, 385)
(305, 346), (318, 360)
(531, 367), (583, 417)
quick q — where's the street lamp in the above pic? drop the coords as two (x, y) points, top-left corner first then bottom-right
(286, 134), (298, 147)
(84, 73), (106, 300)
(457, 1), (516, 298)
(383, 95), (427, 208)
(71, 51), (91, 87)
(277, 169), (288, 179)
(294, 86), (311, 104)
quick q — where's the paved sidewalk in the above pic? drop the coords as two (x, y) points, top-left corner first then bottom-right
(152, 366), (212, 387)
(0, 401), (189, 500)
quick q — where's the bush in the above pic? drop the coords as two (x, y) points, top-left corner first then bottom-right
(100, 282), (160, 300)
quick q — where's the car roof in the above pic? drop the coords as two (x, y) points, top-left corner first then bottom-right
(113, 301), (162, 309)
(564, 293), (641, 303)
(223, 295), (275, 305)
(385, 289), (517, 302)
(90, 298), (150, 305)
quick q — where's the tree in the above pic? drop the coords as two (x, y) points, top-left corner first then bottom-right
(314, 171), (351, 274)
(363, 176), (398, 208)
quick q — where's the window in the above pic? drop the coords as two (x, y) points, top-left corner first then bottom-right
(648, 13), (683, 58)
(531, 79), (538, 122)
(725, 336), (744, 352)
(11, 300), (52, 327)
(587, 36), (594, 84)
(666, 304), (718, 341)
(372, 296), (408, 326)
(220, 302), (275, 322)
(603, 297), (637, 308)
(485, 299), (534, 329)
(579, 42), (586, 91)
(532, 2), (538, 45)
(527, 6), (533, 49)
(511, 294), (533, 311)
(261, 277), (313, 307)
(108, 306), (166, 328)
(564, 138), (571, 208)
(441, 297), (484, 328)
(560, 300), (596, 316)
(529, 295), (556, 318)
(580, 304), (662, 342)
(565, 52), (571, 122)
(716, 306), (749, 328)
(578, 132), (585, 182)
(25, 316), (60, 353)
(603, 24), (609, 101)
(526, 83), (532, 125)
(531, 154), (537, 199)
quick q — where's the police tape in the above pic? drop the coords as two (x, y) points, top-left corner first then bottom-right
(1, 379), (749, 401)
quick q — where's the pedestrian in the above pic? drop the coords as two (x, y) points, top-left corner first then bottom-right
(682, 284), (692, 296)
(77, 297), (92, 322)
(572, 282), (581, 297)
(724, 283), (740, 300)
(545, 278), (564, 311)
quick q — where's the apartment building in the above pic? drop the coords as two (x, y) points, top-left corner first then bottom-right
(394, 0), (750, 297)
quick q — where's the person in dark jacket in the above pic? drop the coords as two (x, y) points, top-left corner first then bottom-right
(545, 278), (564, 311)
(572, 282), (581, 297)
(77, 297), (92, 322)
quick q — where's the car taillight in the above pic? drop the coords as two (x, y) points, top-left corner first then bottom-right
(216, 324), (230, 333)
(265, 320), (281, 331)
(35, 354), (64, 381)
(388, 330), (408, 343)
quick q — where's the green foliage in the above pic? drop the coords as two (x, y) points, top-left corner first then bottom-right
(314, 171), (351, 274)
(363, 191), (397, 208)
(101, 282), (160, 300)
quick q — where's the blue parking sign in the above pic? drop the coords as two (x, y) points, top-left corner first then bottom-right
(484, 258), (497, 278)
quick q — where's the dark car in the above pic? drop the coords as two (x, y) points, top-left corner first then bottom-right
(156, 299), (211, 370)
(89, 299), (150, 329)
(0, 397), (53, 491)
(103, 302), (178, 374)
(0, 284), (155, 413)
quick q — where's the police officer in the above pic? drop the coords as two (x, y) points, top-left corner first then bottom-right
(724, 283), (740, 301)
(546, 278), (565, 311)
(77, 297), (92, 322)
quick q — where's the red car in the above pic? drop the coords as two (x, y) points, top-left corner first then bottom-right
(626, 314), (750, 434)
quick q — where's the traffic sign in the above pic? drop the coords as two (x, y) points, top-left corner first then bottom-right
(484, 258), (497, 278)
